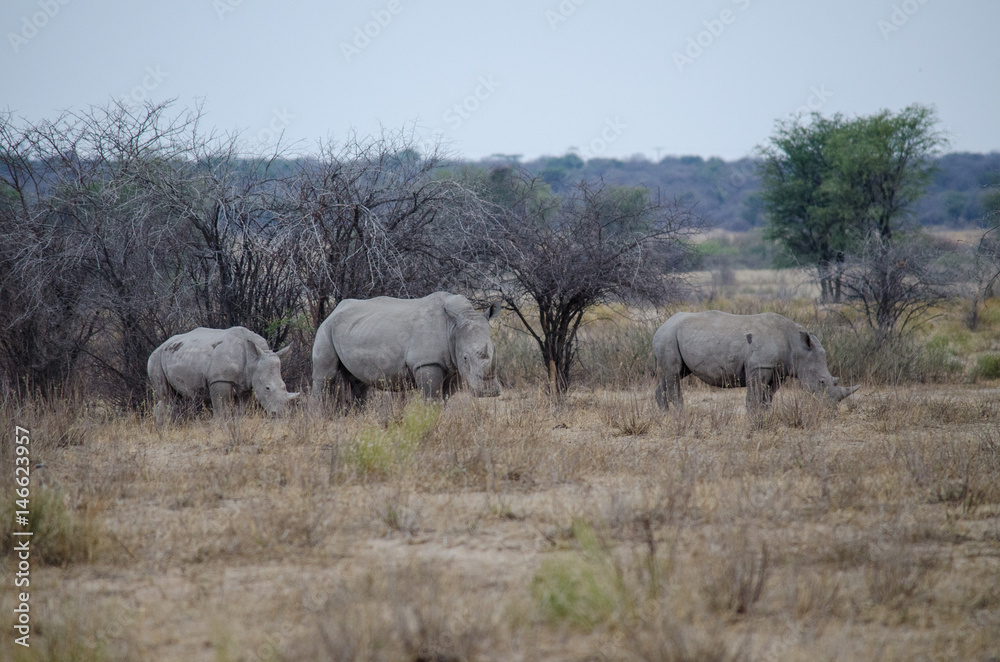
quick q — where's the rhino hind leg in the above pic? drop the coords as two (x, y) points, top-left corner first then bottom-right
(152, 399), (173, 426)
(148, 352), (177, 426)
(345, 376), (369, 409)
(311, 334), (345, 410)
(322, 369), (368, 412)
(209, 381), (237, 418)
(655, 371), (683, 410)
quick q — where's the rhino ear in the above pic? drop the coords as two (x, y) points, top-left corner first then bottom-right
(800, 331), (813, 350)
(443, 295), (466, 322)
(276, 343), (293, 360)
(484, 302), (501, 321)
(246, 339), (262, 360)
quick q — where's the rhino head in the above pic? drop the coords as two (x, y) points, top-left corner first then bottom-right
(248, 340), (300, 415)
(447, 298), (501, 397)
(792, 331), (859, 402)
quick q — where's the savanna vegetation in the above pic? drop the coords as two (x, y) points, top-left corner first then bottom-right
(3, 285), (1000, 660)
(2, 101), (1000, 660)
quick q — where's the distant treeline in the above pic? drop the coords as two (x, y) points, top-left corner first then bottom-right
(492, 151), (1000, 231)
(203, 150), (1000, 232)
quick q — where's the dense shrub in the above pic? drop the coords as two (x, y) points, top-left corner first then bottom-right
(820, 324), (963, 386)
(971, 353), (1000, 381)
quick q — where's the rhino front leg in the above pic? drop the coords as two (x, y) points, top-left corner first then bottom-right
(414, 365), (445, 400)
(746, 367), (777, 412)
(209, 381), (237, 418)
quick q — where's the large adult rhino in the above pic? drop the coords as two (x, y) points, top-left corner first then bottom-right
(148, 326), (298, 423)
(652, 311), (858, 412)
(311, 292), (501, 406)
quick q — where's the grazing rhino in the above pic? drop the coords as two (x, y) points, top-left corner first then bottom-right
(148, 326), (298, 423)
(311, 292), (501, 406)
(652, 311), (858, 412)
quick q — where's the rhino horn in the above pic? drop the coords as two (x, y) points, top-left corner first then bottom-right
(832, 384), (859, 401)
(286, 391), (300, 401)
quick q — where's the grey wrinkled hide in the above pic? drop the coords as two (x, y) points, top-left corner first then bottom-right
(653, 311), (858, 412)
(311, 292), (501, 407)
(148, 326), (298, 423)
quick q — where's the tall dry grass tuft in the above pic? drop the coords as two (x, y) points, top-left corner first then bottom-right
(625, 614), (750, 662)
(899, 425), (1000, 514)
(418, 393), (552, 490)
(706, 396), (741, 435)
(1, 485), (105, 566)
(865, 531), (937, 607)
(598, 388), (658, 437)
(575, 316), (659, 388)
(291, 562), (508, 662)
(701, 526), (771, 616)
(0, 393), (110, 566)
(0, 596), (142, 662)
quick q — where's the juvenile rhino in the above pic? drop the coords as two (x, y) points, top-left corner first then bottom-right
(652, 311), (858, 412)
(311, 292), (500, 407)
(148, 326), (298, 423)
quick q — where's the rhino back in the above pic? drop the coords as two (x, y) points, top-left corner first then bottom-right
(158, 327), (253, 397)
(672, 311), (796, 384)
(329, 294), (451, 384)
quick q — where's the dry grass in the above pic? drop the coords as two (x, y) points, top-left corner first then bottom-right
(4, 288), (1000, 660)
(3, 380), (999, 662)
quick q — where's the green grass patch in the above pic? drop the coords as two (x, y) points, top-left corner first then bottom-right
(530, 520), (625, 629)
(977, 301), (1000, 329)
(1, 487), (102, 566)
(341, 400), (441, 478)
(971, 353), (1000, 381)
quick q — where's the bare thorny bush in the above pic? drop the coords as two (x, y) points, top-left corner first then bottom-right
(453, 167), (700, 393)
(0, 101), (300, 405)
(0, 105), (490, 406)
(838, 232), (957, 343)
(4, 104), (712, 412)
(286, 131), (490, 328)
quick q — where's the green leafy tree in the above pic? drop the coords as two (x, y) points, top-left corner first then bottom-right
(758, 114), (854, 301)
(759, 105), (947, 302)
(825, 105), (945, 242)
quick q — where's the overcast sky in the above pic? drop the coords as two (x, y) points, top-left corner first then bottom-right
(3, 0), (998, 161)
